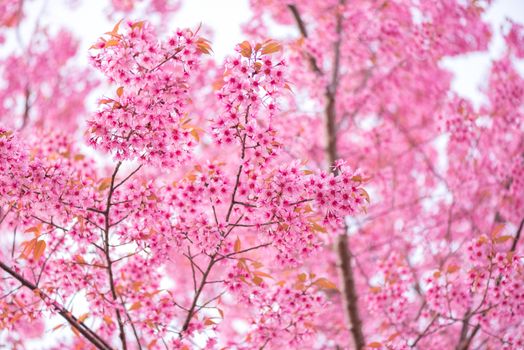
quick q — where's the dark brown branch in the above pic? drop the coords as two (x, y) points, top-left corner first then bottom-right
(287, 4), (323, 75)
(289, 2), (366, 349)
(0, 260), (113, 350)
(180, 257), (216, 333)
(216, 242), (272, 262)
(337, 233), (366, 349)
(510, 217), (524, 252)
(120, 295), (143, 350)
(21, 86), (31, 129)
(101, 162), (128, 350)
(455, 317), (480, 350)
(411, 315), (438, 348)
(113, 164), (143, 191)
(225, 164), (243, 222)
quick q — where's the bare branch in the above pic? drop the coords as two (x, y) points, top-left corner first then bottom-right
(0, 260), (113, 350)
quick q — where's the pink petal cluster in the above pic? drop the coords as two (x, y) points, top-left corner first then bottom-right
(88, 21), (206, 167)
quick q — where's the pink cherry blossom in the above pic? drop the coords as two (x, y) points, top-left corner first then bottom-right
(1, 1), (523, 349)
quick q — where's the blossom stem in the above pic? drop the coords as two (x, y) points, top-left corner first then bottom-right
(0, 260), (113, 350)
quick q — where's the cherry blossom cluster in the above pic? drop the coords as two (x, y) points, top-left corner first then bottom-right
(486, 57), (523, 125)
(417, 0), (491, 58)
(505, 20), (524, 58)
(224, 266), (328, 349)
(153, 159), (368, 265)
(440, 96), (479, 143)
(0, 29), (95, 131)
(2, 0), (523, 348)
(366, 253), (413, 324)
(165, 163), (232, 254)
(0, 282), (45, 340)
(0, 128), (96, 229)
(0, 0), (21, 29)
(254, 161), (368, 264)
(412, 232), (524, 348)
(111, 0), (181, 13)
(88, 20), (210, 167)
(212, 40), (287, 161)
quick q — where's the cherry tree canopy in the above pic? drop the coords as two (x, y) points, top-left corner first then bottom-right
(0, 0), (523, 349)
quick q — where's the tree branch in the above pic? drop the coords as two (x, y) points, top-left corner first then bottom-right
(510, 216), (524, 252)
(0, 260), (113, 350)
(337, 233), (366, 349)
(101, 162), (128, 350)
(289, 2), (366, 348)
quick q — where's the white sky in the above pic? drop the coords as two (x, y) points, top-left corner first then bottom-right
(4, 0), (523, 106)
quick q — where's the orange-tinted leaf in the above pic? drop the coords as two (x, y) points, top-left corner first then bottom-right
(370, 286), (382, 293)
(52, 324), (65, 332)
(213, 78), (225, 91)
(253, 271), (273, 279)
(310, 222), (327, 233)
(234, 237), (241, 252)
(204, 318), (217, 326)
(304, 321), (316, 329)
(98, 98), (113, 105)
(196, 38), (213, 54)
(148, 339), (158, 349)
(103, 315), (113, 325)
(359, 188), (371, 203)
(33, 240), (46, 260)
(237, 258), (249, 272)
(132, 281), (143, 292)
(0, 130), (13, 138)
(294, 282), (305, 290)
(106, 19), (123, 37)
(238, 41), (252, 58)
(254, 61), (262, 72)
(20, 238), (36, 259)
(25, 224), (42, 235)
(116, 86), (124, 97)
(186, 172), (197, 182)
(261, 41), (282, 55)
(77, 313), (89, 323)
(98, 178), (112, 192)
(447, 265), (460, 274)
(494, 235), (513, 244)
(352, 175), (373, 183)
(388, 332), (400, 341)
(507, 251), (515, 261)
(90, 40), (107, 50)
(303, 204), (313, 213)
(314, 278), (338, 290)
(105, 39), (120, 47)
(368, 342), (382, 348)
(147, 193), (159, 201)
(491, 223), (505, 237)
(190, 128), (200, 142)
(131, 21), (145, 30)
(251, 261), (264, 269)
(129, 302), (142, 311)
(298, 273), (307, 282)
